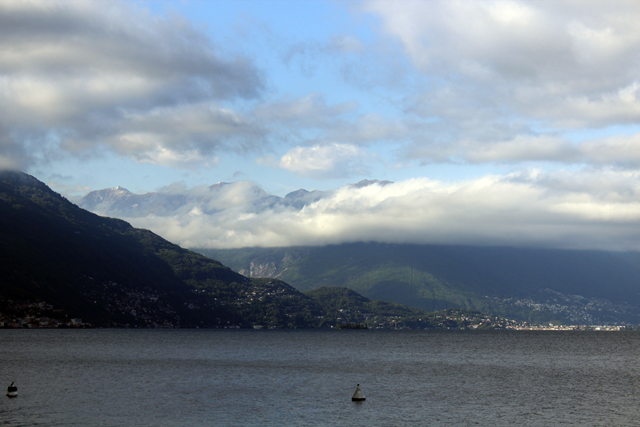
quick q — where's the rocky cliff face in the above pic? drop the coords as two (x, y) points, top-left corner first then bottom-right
(238, 261), (282, 278)
(231, 250), (311, 279)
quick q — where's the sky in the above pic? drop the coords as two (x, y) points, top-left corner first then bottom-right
(3, 0), (640, 250)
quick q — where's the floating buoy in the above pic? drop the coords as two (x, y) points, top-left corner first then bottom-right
(351, 383), (365, 401)
(6, 381), (17, 398)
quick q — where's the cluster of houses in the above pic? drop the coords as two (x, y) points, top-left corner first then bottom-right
(0, 316), (88, 328)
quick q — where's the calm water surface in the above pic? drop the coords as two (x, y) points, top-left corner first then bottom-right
(1, 329), (640, 426)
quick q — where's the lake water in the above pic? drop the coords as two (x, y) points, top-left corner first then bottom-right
(1, 329), (640, 426)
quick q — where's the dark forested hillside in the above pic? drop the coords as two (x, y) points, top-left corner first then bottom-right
(0, 171), (346, 328)
(0, 170), (253, 327)
(196, 243), (640, 325)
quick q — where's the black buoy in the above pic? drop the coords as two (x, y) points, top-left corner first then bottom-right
(6, 381), (17, 398)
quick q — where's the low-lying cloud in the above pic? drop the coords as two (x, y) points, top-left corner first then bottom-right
(82, 170), (640, 251)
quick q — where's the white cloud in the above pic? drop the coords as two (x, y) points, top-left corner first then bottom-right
(279, 142), (372, 179)
(361, 0), (640, 163)
(365, 0), (640, 89)
(87, 169), (640, 251)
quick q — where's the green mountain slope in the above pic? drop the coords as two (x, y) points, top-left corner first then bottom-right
(196, 243), (640, 325)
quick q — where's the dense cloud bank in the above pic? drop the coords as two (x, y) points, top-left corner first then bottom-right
(4, 1), (640, 175)
(0, 0), (263, 170)
(82, 172), (640, 251)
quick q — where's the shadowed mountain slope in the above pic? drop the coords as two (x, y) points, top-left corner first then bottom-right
(0, 171), (254, 327)
(197, 243), (640, 325)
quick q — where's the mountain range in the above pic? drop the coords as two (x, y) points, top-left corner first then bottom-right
(78, 178), (640, 325)
(79, 180), (384, 218)
(1, 170), (489, 329)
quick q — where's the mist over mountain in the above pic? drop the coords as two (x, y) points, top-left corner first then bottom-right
(75, 176), (640, 325)
(79, 179), (389, 219)
(79, 175), (640, 251)
(80, 181), (280, 218)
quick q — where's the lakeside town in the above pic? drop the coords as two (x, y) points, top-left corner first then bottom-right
(0, 297), (629, 331)
(488, 289), (639, 327)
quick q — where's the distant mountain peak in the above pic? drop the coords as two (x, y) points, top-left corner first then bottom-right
(284, 189), (310, 199)
(282, 188), (328, 209)
(81, 186), (135, 211)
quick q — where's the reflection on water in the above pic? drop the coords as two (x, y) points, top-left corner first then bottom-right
(1, 329), (640, 426)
